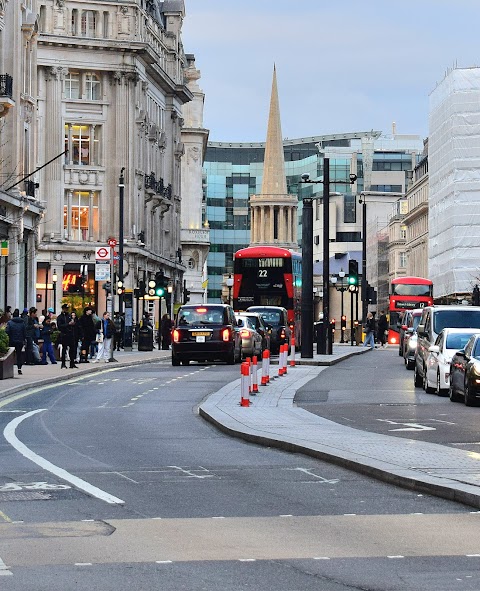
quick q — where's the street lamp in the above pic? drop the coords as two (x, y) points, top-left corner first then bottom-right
(52, 269), (58, 313)
(118, 167), (125, 315)
(330, 270), (347, 343)
(299, 158), (357, 357)
(226, 274), (234, 306)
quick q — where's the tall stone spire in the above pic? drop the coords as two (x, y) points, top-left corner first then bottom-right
(261, 65), (288, 196)
(249, 66), (298, 248)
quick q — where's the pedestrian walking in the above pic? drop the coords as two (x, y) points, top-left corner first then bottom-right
(377, 310), (388, 348)
(5, 309), (26, 375)
(160, 313), (173, 350)
(92, 311), (116, 362)
(0, 305), (12, 327)
(113, 312), (124, 351)
(39, 317), (57, 365)
(363, 312), (375, 350)
(78, 307), (96, 363)
(56, 303), (78, 369)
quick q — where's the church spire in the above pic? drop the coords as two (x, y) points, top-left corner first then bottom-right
(261, 65), (288, 196)
(249, 66), (298, 249)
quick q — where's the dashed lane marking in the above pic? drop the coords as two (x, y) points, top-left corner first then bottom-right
(0, 557), (12, 576)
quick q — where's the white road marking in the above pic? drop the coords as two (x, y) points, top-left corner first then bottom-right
(313, 557), (330, 560)
(291, 467), (339, 484)
(238, 559), (256, 562)
(168, 466), (213, 479)
(75, 563), (92, 566)
(0, 557), (12, 576)
(466, 554), (480, 557)
(377, 419), (435, 432)
(3, 409), (125, 505)
(280, 514), (293, 517)
(429, 419), (456, 425)
(212, 516), (225, 519)
(155, 560), (172, 564)
(387, 555), (404, 559)
(344, 514), (356, 516)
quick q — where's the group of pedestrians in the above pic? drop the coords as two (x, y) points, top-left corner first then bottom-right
(1, 303), (125, 375)
(362, 310), (389, 350)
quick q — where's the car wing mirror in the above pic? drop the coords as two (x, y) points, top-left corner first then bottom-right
(417, 324), (426, 336)
(428, 345), (440, 353)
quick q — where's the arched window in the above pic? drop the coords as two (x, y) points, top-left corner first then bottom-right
(81, 10), (96, 37)
(85, 73), (101, 100)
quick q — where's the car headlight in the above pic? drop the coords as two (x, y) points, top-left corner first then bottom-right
(408, 337), (417, 349)
(472, 364), (480, 377)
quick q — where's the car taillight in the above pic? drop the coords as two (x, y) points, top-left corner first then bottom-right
(240, 329), (250, 338)
(173, 329), (180, 343)
(222, 328), (230, 342)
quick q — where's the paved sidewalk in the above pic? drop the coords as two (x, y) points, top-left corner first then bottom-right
(0, 347), (171, 401)
(199, 346), (480, 509)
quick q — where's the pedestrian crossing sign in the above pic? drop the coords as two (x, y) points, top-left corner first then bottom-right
(0, 240), (8, 256)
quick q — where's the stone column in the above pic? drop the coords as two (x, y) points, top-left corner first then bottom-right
(260, 207), (265, 243)
(251, 206), (256, 243)
(44, 66), (68, 239)
(88, 191), (94, 241)
(269, 205), (274, 243)
(67, 190), (73, 239)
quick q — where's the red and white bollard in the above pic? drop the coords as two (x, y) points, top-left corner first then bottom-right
(289, 336), (296, 367)
(261, 349), (269, 386)
(266, 349), (271, 383)
(279, 344), (287, 376)
(240, 362), (250, 407)
(251, 356), (259, 394)
(245, 357), (251, 392)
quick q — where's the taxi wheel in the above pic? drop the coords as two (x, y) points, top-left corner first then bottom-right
(226, 348), (235, 365)
(423, 370), (435, 394)
(172, 356), (180, 367)
(413, 363), (422, 387)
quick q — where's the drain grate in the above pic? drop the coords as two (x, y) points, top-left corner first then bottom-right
(0, 491), (52, 502)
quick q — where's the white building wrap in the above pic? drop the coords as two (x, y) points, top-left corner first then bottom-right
(429, 68), (480, 298)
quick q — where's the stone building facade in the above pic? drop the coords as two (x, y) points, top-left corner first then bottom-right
(0, 0), (44, 311)
(35, 0), (192, 319)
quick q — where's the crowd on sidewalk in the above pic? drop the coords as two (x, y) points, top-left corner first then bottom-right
(0, 304), (131, 376)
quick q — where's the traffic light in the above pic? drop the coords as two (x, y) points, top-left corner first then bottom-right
(155, 271), (167, 297)
(341, 315), (347, 330)
(473, 285), (480, 306)
(183, 286), (191, 304)
(117, 281), (125, 296)
(348, 259), (359, 287)
(103, 281), (111, 294)
(148, 278), (156, 296)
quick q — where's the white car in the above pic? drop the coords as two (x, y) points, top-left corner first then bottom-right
(424, 328), (480, 396)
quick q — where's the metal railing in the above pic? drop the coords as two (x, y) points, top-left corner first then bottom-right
(0, 74), (13, 98)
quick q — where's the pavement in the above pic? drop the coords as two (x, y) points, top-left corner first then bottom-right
(2, 344), (480, 509)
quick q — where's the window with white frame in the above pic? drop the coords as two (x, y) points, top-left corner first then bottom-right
(64, 124), (101, 166)
(81, 10), (96, 37)
(85, 73), (101, 100)
(65, 71), (80, 99)
(399, 251), (407, 268)
(64, 191), (99, 241)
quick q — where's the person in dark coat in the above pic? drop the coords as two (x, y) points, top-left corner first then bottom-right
(78, 307), (96, 363)
(6, 309), (27, 374)
(56, 303), (78, 369)
(377, 310), (389, 348)
(160, 313), (173, 350)
(25, 307), (41, 365)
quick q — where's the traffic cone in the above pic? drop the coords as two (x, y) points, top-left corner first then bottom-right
(252, 356), (259, 394)
(290, 336), (296, 367)
(261, 349), (269, 386)
(240, 362), (250, 407)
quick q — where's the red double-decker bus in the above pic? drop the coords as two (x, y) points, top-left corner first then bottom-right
(388, 276), (433, 344)
(233, 246), (302, 341)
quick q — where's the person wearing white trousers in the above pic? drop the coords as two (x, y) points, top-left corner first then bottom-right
(92, 311), (115, 363)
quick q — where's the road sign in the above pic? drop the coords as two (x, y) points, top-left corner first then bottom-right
(95, 246), (111, 261)
(107, 237), (117, 248)
(95, 261), (110, 281)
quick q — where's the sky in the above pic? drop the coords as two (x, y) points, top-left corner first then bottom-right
(182, 0), (480, 143)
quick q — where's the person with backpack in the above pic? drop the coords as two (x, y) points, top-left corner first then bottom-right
(5, 309), (27, 375)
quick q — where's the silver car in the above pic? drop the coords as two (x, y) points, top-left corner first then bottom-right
(235, 314), (263, 359)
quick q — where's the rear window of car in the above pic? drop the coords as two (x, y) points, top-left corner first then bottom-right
(412, 315), (421, 330)
(238, 316), (255, 330)
(434, 310), (480, 334)
(249, 308), (283, 326)
(177, 307), (225, 326)
(445, 332), (477, 350)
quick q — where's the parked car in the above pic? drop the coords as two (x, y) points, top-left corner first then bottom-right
(235, 312), (271, 352)
(414, 305), (480, 388)
(246, 306), (291, 354)
(172, 304), (242, 366)
(402, 308), (424, 369)
(235, 314), (263, 358)
(424, 328), (480, 395)
(449, 333), (480, 406)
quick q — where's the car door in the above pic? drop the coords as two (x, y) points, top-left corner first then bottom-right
(426, 332), (442, 386)
(453, 337), (474, 395)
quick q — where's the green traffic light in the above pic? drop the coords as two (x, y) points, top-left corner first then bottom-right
(348, 275), (357, 285)
(155, 287), (165, 297)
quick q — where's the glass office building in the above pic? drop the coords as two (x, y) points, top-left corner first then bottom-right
(204, 135), (422, 302)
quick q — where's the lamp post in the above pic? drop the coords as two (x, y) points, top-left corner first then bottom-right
(52, 269), (58, 313)
(118, 167), (125, 315)
(359, 193), (367, 324)
(226, 274), (234, 306)
(330, 270), (347, 343)
(299, 159), (357, 357)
